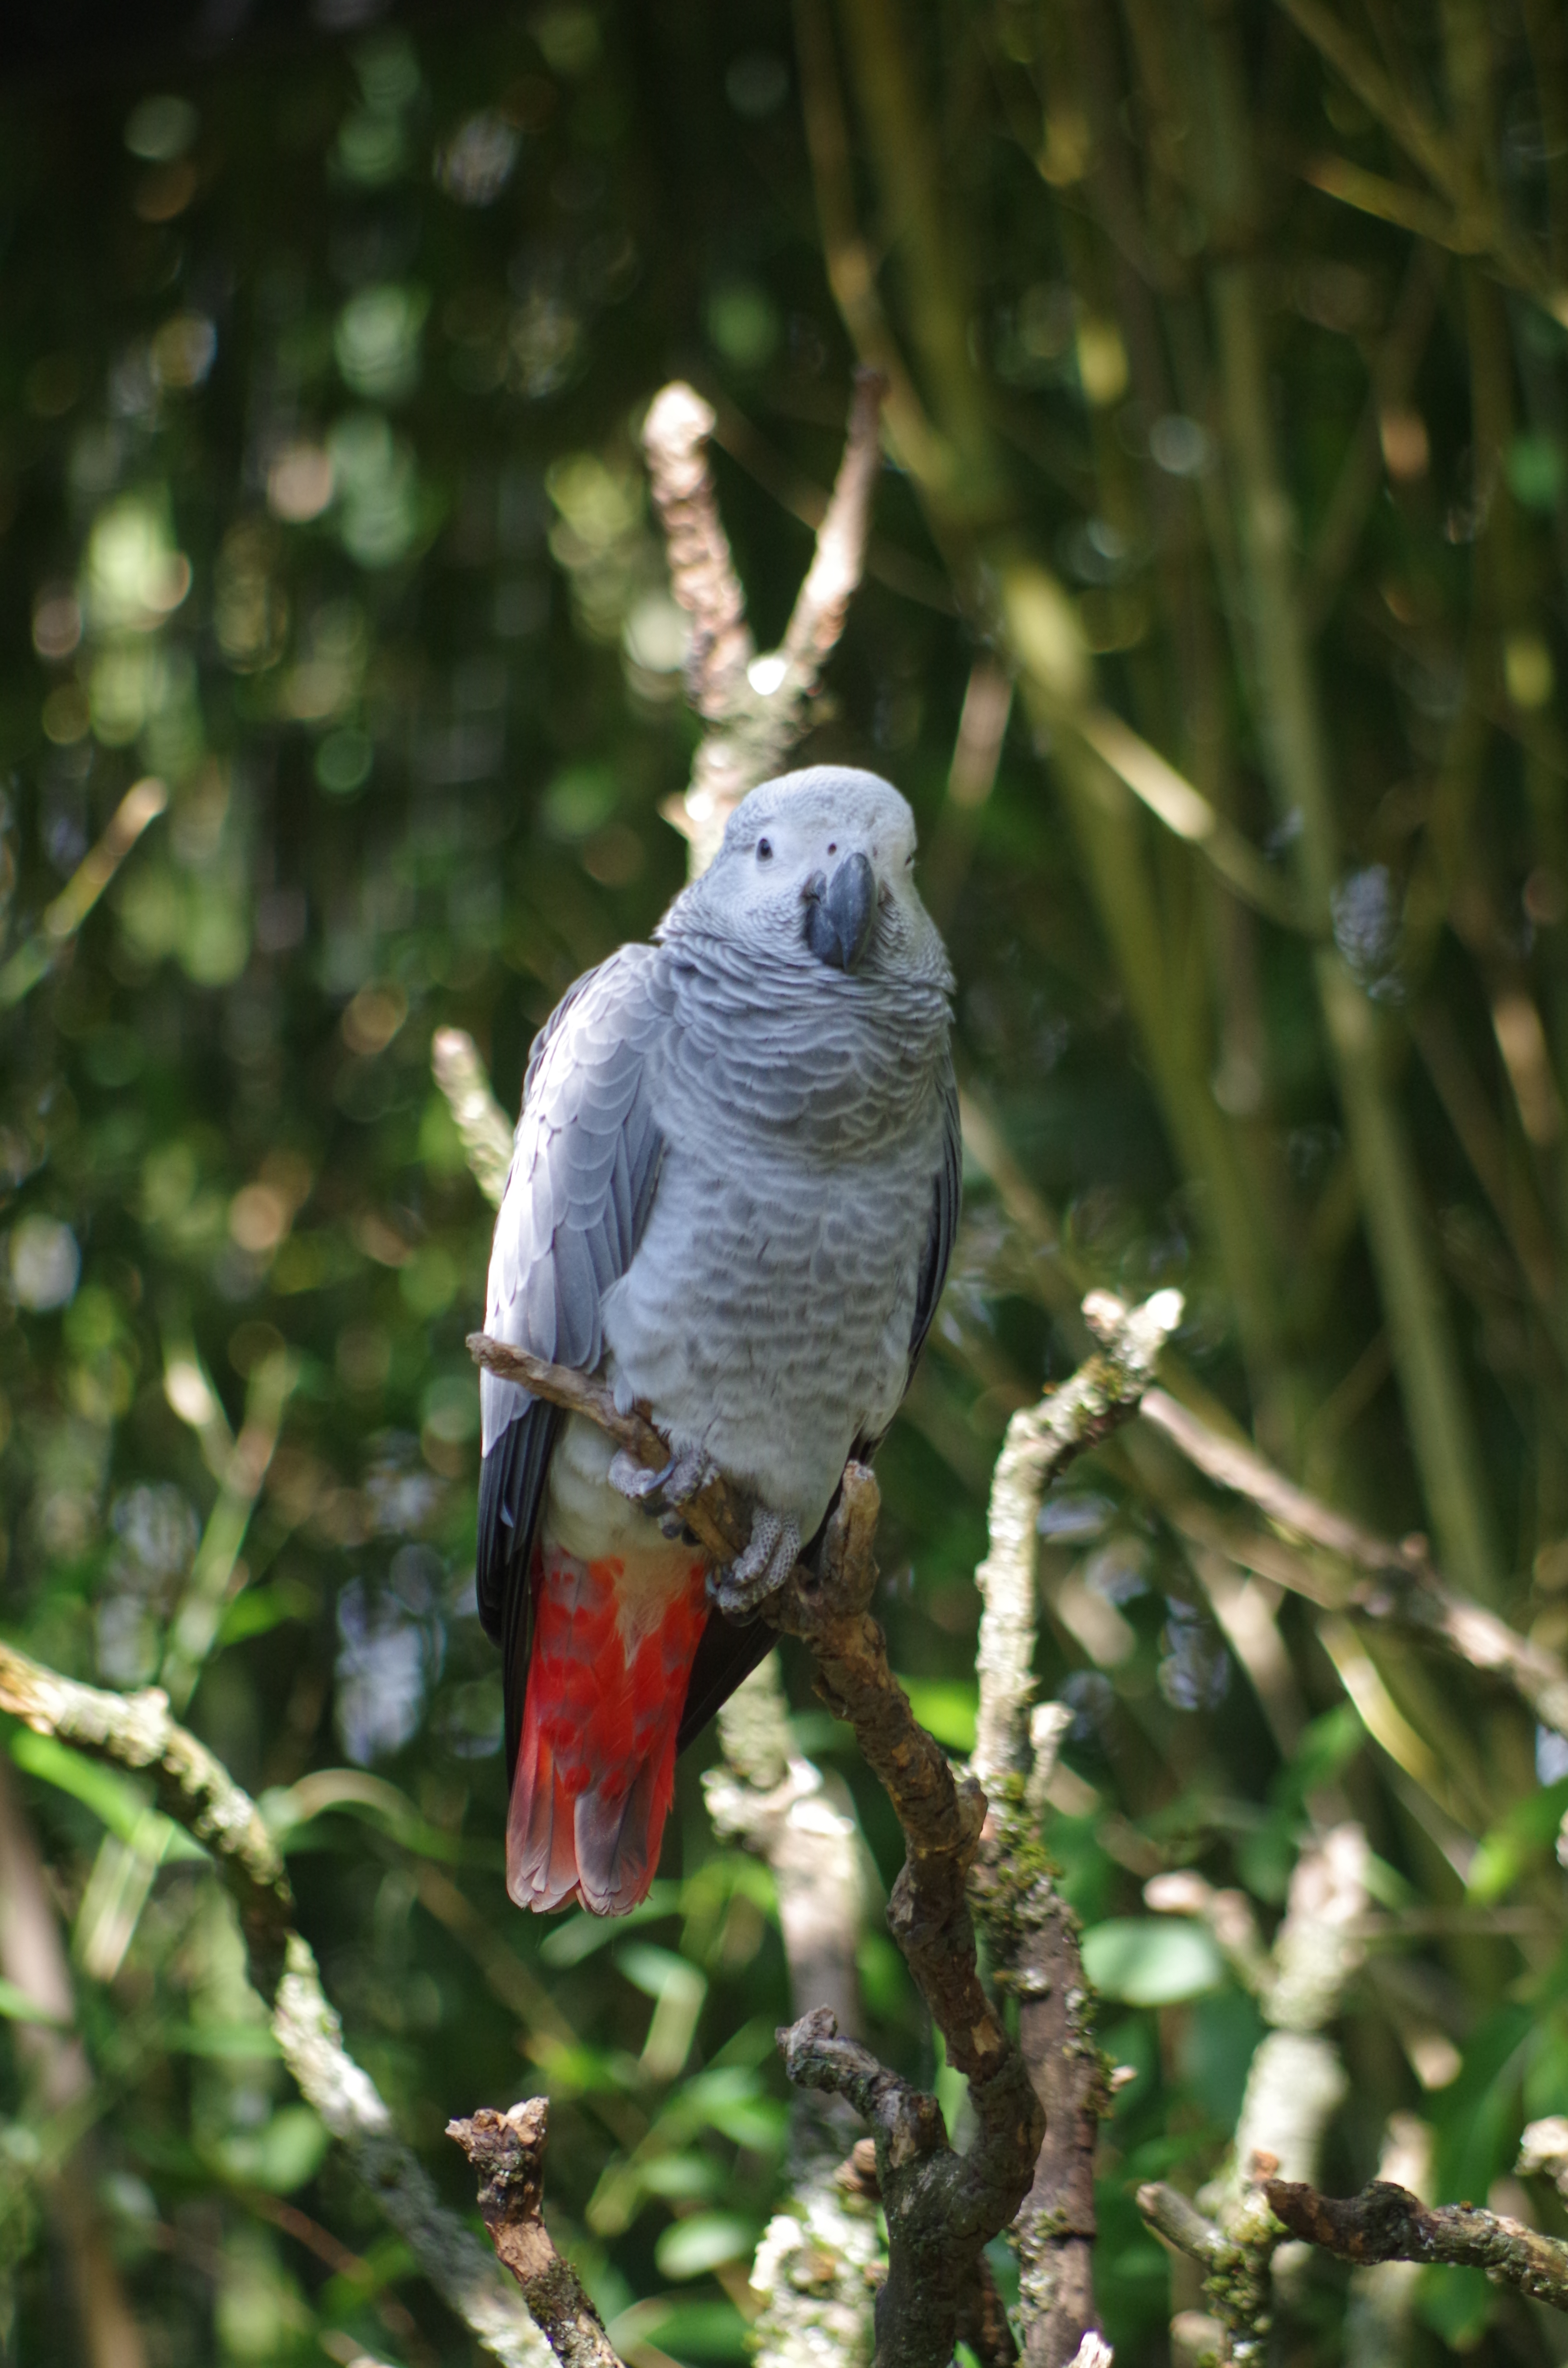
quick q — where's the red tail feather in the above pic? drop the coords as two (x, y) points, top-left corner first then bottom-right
(507, 1540), (707, 1915)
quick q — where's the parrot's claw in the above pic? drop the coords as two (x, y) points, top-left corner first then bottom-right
(609, 1443), (719, 1534)
(712, 1512), (802, 1617)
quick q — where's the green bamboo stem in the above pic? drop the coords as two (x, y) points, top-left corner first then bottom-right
(827, 0), (1295, 1431)
(1208, 260), (1501, 1601)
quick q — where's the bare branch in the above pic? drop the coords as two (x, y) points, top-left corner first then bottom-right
(967, 1291), (1184, 2368)
(1263, 2177), (1568, 2312)
(1138, 2161), (1282, 2368)
(777, 2004), (1032, 2368)
(467, 1334), (1040, 2368)
(465, 1331), (750, 1566)
(642, 382), (755, 719)
(706, 1654), (863, 2036)
(0, 1636), (549, 2368)
(0, 1636), (293, 1987)
(448, 2104), (624, 2368)
(642, 371), (889, 870)
(781, 369), (888, 678)
(0, 775), (168, 1009)
(763, 1473), (1042, 2367)
(433, 1027), (515, 1209)
(972, 1289), (1186, 1786)
(1139, 1388), (1568, 1737)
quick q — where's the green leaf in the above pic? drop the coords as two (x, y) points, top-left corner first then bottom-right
(217, 1577), (318, 1647)
(211, 2104), (330, 2192)
(1506, 432), (1566, 512)
(9, 1729), (205, 1861)
(1417, 2263), (1494, 2347)
(1467, 1776), (1568, 1904)
(1080, 1918), (1224, 2005)
(1431, 2006), (1532, 2205)
(896, 1677), (977, 1751)
(539, 1883), (680, 1965)
(607, 2297), (750, 2362)
(162, 2021), (281, 2059)
(0, 1975), (68, 2027)
(653, 2213), (757, 2280)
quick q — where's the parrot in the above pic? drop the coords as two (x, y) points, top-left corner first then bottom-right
(475, 765), (959, 1915)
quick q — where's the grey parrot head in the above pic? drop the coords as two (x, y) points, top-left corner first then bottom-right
(664, 766), (951, 988)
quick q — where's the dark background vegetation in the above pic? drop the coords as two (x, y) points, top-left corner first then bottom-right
(2, 0), (1568, 2360)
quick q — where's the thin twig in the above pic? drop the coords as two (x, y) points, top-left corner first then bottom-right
(972, 1289), (1186, 1785)
(432, 1027), (514, 1210)
(465, 1332), (749, 1566)
(0, 775), (168, 1009)
(1263, 2177), (1568, 2312)
(1138, 2162), (1282, 2368)
(780, 368), (888, 675)
(1138, 1388), (1568, 1736)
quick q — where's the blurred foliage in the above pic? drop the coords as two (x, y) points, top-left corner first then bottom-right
(1, 0), (1568, 2363)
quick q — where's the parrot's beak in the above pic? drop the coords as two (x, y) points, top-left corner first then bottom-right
(803, 851), (877, 973)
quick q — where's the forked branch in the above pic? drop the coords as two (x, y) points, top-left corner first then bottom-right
(641, 370), (888, 871)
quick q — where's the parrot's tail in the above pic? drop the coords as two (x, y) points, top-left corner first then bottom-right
(507, 1541), (708, 1915)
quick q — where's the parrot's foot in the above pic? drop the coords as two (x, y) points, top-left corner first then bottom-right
(712, 1511), (802, 1617)
(609, 1443), (720, 1539)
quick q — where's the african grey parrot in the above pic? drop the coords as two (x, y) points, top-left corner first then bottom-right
(476, 765), (959, 1914)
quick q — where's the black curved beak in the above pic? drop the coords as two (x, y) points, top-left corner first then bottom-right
(803, 851), (877, 973)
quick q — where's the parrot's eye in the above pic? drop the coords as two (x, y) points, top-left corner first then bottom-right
(756, 838), (773, 862)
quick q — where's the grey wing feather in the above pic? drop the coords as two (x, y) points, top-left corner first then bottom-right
(476, 949), (670, 1771)
(908, 1061), (962, 1379)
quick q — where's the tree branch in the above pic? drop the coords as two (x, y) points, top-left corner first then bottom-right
(465, 1332), (751, 1565)
(965, 1289), (1184, 2368)
(1137, 2161), (1282, 2368)
(465, 1319), (1041, 2367)
(971, 1289), (1186, 1787)
(433, 1026), (514, 1210)
(641, 371), (888, 872)
(1139, 1388), (1568, 1737)
(0, 774), (167, 1010)
(1263, 2177), (1568, 2312)
(448, 2104), (623, 2368)
(0, 1635), (550, 2368)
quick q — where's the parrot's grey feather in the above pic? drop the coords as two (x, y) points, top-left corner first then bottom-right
(479, 766), (961, 1817)
(476, 946), (670, 1715)
(677, 1070), (960, 1755)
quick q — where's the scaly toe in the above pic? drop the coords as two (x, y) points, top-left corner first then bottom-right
(713, 1513), (801, 1617)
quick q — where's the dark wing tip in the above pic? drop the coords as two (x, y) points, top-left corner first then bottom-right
(476, 1398), (564, 1774)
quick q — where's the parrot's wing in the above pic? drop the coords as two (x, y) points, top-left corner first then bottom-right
(476, 946), (670, 1773)
(906, 1061), (962, 1384)
(675, 1064), (963, 1755)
